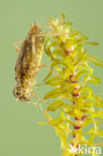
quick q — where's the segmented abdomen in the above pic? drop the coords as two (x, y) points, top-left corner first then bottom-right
(15, 22), (44, 90)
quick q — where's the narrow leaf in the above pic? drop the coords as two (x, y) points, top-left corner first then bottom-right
(88, 111), (103, 119)
(47, 99), (65, 111)
(88, 75), (101, 84)
(87, 54), (103, 67)
(45, 77), (61, 86)
(49, 117), (63, 126)
(87, 41), (99, 46)
(44, 88), (62, 99)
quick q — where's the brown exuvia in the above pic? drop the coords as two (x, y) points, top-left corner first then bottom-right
(13, 22), (44, 102)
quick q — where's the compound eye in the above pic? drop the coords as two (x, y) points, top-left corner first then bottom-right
(13, 86), (20, 98)
(16, 91), (20, 96)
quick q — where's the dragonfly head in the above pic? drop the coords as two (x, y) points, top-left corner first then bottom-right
(13, 86), (31, 102)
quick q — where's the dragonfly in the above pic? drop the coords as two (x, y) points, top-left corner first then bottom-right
(13, 22), (51, 110)
(13, 21), (67, 109)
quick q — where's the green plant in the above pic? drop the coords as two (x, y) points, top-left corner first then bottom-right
(39, 14), (103, 156)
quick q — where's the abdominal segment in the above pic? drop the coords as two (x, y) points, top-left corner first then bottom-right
(14, 22), (44, 101)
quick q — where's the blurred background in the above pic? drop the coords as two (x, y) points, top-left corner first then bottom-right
(0, 0), (103, 155)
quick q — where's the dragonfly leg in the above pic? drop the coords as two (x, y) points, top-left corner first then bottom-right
(38, 64), (59, 78)
(31, 89), (49, 105)
(14, 41), (23, 53)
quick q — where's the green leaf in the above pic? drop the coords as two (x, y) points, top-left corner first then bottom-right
(60, 68), (70, 80)
(38, 122), (47, 125)
(81, 85), (92, 98)
(55, 123), (71, 143)
(62, 82), (77, 94)
(80, 75), (90, 88)
(52, 48), (66, 58)
(44, 38), (60, 61)
(44, 88), (62, 99)
(47, 99), (65, 111)
(88, 110), (103, 119)
(86, 41), (99, 46)
(59, 122), (71, 134)
(88, 75), (101, 84)
(52, 60), (67, 68)
(80, 74), (101, 87)
(76, 66), (93, 80)
(81, 107), (95, 114)
(79, 136), (88, 145)
(91, 94), (103, 107)
(43, 111), (52, 121)
(55, 126), (69, 149)
(82, 118), (93, 127)
(61, 94), (74, 101)
(62, 107), (81, 119)
(60, 13), (65, 21)
(79, 32), (89, 40)
(74, 49), (87, 66)
(62, 104), (74, 112)
(49, 117), (63, 126)
(87, 54), (103, 67)
(84, 128), (103, 137)
(64, 56), (74, 73)
(45, 77), (61, 86)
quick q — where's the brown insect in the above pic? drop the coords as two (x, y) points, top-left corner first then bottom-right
(13, 22), (51, 109)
